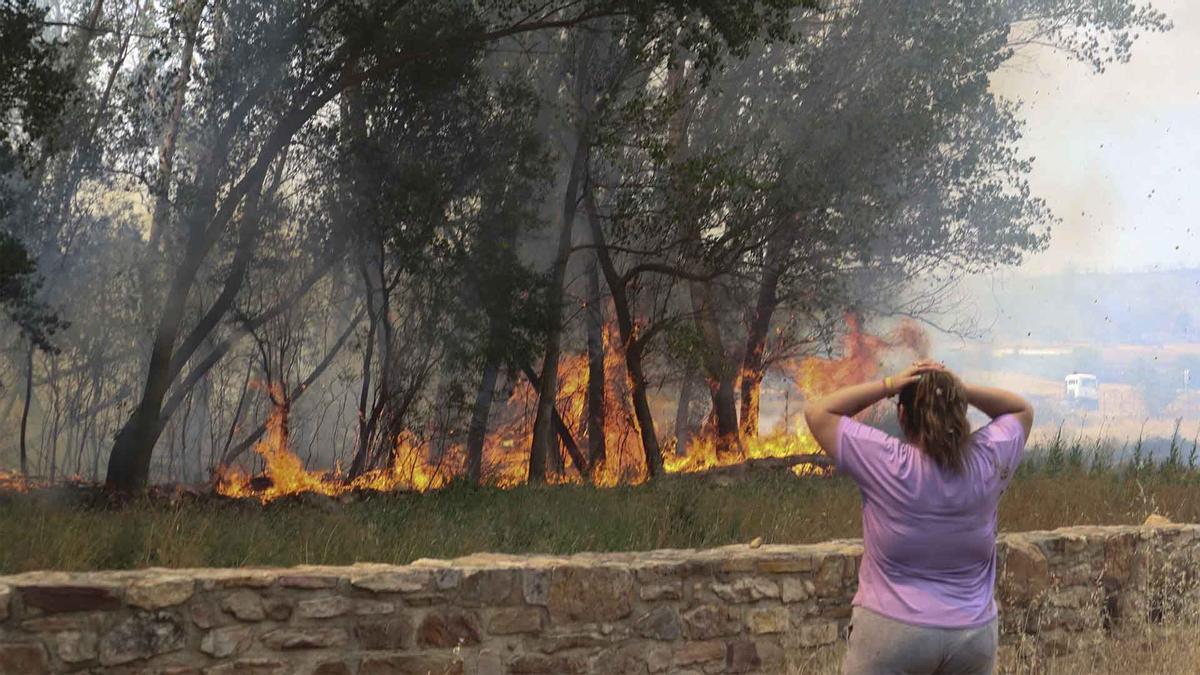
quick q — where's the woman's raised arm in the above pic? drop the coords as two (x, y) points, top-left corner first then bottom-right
(964, 383), (1034, 438)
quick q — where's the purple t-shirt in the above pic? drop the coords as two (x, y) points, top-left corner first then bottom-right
(835, 414), (1026, 628)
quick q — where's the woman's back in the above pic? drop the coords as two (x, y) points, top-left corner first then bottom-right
(836, 413), (1026, 627)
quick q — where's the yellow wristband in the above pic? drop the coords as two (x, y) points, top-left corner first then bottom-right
(883, 376), (894, 396)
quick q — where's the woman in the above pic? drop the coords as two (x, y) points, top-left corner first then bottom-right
(804, 360), (1033, 675)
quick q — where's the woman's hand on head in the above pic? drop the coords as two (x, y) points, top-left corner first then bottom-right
(893, 359), (947, 389)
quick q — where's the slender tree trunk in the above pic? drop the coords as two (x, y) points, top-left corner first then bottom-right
(674, 368), (697, 456)
(148, 0), (206, 249)
(739, 220), (798, 438)
(522, 364), (589, 479)
(585, 251), (607, 467)
(19, 346), (34, 476)
(689, 279), (742, 455)
(465, 359), (500, 485)
(528, 138), (586, 483)
(583, 188), (664, 478)
(739, 267), (781, 438)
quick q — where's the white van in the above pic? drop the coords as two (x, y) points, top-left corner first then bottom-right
(1064, 373), (1100, 410)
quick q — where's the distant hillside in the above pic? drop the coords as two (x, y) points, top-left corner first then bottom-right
(957, 268), (1200, 346)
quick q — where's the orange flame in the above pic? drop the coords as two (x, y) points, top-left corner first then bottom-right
(213, 315), (921, 502)
(0, 470), (38, 492)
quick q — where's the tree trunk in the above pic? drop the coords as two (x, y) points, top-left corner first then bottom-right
(521, 364), (590, 479)
(19, 346), (34, 476)
(585, 249), (607, 467)
(674, 368), (698, 456)
(738, 219), (799, 438)
(148, 0), (207, 249)
(689, 279), (742, 455)
(528, 138), (586, 483)
(739, 266), (781, 438)
(107, 177), (268, 491)
(583, 187), (664, 478)
(465, 359), (500, 485)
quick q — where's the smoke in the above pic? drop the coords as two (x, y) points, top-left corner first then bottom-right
(989, 0), (1200, 275)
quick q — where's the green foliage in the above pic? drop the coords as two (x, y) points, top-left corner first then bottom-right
(0, 230), (65, 351)
(0, 0), (74, 161)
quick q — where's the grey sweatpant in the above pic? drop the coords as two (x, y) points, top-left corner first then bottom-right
(842, 607), (998, 675)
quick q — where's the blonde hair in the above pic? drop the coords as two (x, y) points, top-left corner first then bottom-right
(898, 370), (971, 472)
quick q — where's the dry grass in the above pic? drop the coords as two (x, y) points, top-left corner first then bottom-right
(2, 469), (1200, 574)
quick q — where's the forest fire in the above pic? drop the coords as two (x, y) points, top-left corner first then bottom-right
(0, 470), (35, 492)
(214, 317), (925, 502)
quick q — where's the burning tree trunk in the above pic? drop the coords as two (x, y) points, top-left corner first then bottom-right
(674, 368), (698, 456)
(464, 360), (500, 485)
(585, 252), (607, 467)
(528, 137), (587, 484)
(689, 280), (743, 455)
(521, 364), (590, 479)
(583, 187), (664, 478)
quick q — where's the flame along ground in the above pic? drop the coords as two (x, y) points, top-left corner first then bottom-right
(216, 316), (927, 502)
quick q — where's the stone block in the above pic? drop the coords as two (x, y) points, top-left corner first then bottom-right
(458, 568), (518, 606)
(55, 629), (98, 663)
(359, 654), (463, 675)
(508, 653), (589, 674)
(277, 575), (338, 589)
(746, 606), (789, 634)
(639, 582), (682, 601)
(725, 640), (760, 673)
(98, 611), (186, 666)
(355, 617), (413, 650)
(296, 595), (353, 619)
(780, 577), (814, 603)
(755, 556), (815, 574)
(190, 598), (224, 629)
(261, 627), (348, 650)
(201, 625), (253, 658)
(20, 584), (122, 613)
(522, 569), (550, 606)
(434, 568), (463, 590)
(683, 605), (741, 640)
(350, 570), (431, 594)
(416, 609), (481, 648)
(1002, 536), (1049, 605)
(203, 572), (277, 589)
(475, 649), (504, 675)
(202, 657), (288, 675)
(127, 577), (195, 610)
(547, 566), (634, 622)
(311, 661), (355, 675)
(263, 596), (293, 622)
(0, 643), (51, 675)
(711, 577), (779, 603)
(487, 607), (543, 635)
(673, 640), (726, 667)
(1104, 531), (1138, 584)
(813, 557), (845, 597)
(354, 599), (395, 616)
(220, 591), (265, 622)
(536, 631), (609, 654)
(633, 606), (683, 641)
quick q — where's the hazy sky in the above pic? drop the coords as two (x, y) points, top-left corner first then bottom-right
(989, 0), (1200, 275)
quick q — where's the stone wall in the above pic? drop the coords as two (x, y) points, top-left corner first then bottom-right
(1, 523), (1198, 674)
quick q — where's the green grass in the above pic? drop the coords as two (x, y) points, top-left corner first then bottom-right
(5, 456), (1200, 574)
